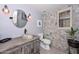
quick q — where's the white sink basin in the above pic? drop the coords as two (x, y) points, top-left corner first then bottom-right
(23, 35), (33, 39)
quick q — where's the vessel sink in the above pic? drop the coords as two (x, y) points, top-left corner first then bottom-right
(23, 35), (33, 39)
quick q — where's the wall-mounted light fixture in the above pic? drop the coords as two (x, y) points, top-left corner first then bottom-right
(2, 5), (10, 14)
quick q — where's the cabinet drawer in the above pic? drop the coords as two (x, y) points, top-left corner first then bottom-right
(23, 42), (34, 54)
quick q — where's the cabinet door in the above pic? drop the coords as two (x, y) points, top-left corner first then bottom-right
(23, 42), (34, 54)
(23, 46), (29, 54)
(3, 47), (22, 54)
(33, 39), (40, 54)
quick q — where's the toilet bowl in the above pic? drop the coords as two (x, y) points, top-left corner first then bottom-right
(41, 39), (51, 50)
(38, 33), (51, 50)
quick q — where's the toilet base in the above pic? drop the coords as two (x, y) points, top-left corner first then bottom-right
(40, 43), (50, 50)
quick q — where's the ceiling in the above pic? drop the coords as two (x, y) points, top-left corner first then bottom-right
(27, 4), (69, 12)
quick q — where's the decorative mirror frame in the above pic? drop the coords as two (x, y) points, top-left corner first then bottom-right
(10, 9), (28, 28)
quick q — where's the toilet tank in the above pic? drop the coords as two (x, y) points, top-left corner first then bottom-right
(38, 33), (43, 40)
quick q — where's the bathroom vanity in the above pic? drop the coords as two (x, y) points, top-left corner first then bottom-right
(0, 35), (40, 54)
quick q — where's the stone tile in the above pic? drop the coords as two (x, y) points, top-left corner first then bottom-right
(40, 47), (67, 54)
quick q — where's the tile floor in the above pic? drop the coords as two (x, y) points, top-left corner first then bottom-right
(40, 47), (67, 54)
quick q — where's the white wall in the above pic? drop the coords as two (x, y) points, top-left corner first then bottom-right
(0, 4), (43, 39)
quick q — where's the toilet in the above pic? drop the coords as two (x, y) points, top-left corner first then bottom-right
(38, 33), (51, 50)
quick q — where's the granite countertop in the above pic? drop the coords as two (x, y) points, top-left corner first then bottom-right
(0, 35), (39, 53)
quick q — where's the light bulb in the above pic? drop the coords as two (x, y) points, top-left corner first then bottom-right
(4, 9), (9, 13)
(2, 5), (10, 14)
(28, 13), (32, 20)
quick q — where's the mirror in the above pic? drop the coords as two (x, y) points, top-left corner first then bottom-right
(12, 9), (28, 28)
